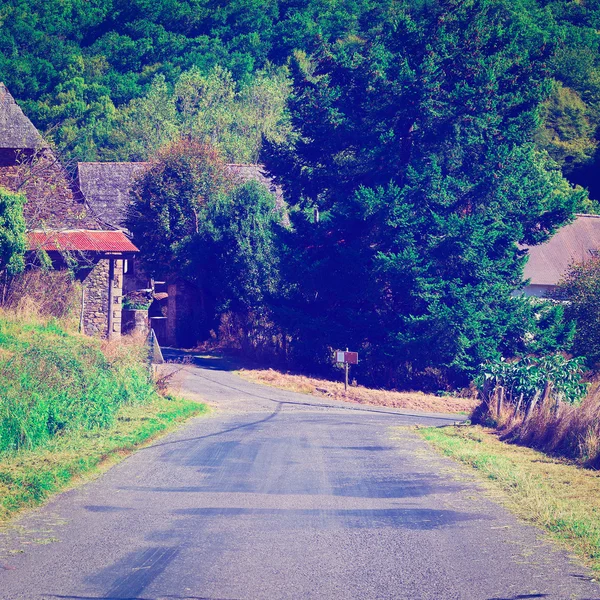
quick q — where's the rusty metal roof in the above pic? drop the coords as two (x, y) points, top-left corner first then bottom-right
(28, 230), (139, 254)
(523, 215), (600, 286)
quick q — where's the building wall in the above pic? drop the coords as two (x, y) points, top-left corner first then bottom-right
(81, 258), (123, 338)
(165, 280), (204, 347)
(520, 284), (556, 298)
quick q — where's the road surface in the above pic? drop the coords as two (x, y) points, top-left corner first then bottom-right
(1, 353), (599, 600)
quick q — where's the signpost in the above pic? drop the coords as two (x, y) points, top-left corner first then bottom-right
(335, 349), (359, 392)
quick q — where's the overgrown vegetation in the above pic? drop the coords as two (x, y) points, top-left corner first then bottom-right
(553, 256), (600, 368)
(0, 187), (26, 281)
(472, 353), (600, 466)
(4, 0), (600, 206)
(0, 315), (156, 451)
(128, 140), (283, 347)
(417, 425), (600, 571)
(0, 310), (206, 519)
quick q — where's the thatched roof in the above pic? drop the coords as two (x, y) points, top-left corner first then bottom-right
(523, 214), (600, 286)
(0, 83), (43, 149)
(78, 162), (285, 230)
(77, 162), (150, 229)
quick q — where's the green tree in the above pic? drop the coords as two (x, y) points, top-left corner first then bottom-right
(553, 257), (600, 368)
(127, 140), (232, 278)
(128, 140), (282, 342)
(185, 180), (282, 339)
(0, 187), (26, 278)
(264, 0), (582, 387)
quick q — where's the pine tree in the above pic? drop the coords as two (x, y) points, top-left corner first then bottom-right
(264, 0), (583, 387)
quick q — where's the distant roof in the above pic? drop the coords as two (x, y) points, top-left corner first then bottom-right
(28, 230), (139, 254)
(78, 161), (284, 230)
(77, 162), (150, 230)
(523, 214), (600, 286)
(0, 83), (44, 149)
(227, 164), (284, 205)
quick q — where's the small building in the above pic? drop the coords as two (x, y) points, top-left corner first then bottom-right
(521, 214), (600, 297)
(0, 83), (139, 338)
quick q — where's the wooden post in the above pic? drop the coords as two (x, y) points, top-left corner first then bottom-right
(344, 347), (349, 392)
(107, 258), (115, 339)
(496, 385), (504, 419)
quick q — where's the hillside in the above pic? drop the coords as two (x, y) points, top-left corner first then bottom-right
(1, 0), (600, 202)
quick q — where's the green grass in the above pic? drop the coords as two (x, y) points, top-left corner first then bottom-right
(0, 394), (207, 522)
(0, 311), (208, 522)
(417, 425), (600, 571)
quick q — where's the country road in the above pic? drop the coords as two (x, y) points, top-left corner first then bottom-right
(1, 353), (599, 600)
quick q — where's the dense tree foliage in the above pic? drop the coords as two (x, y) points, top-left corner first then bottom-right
(128, 140), (282, 340)
(2, 0), (600, 201)
(264, 0), (582, 387)
(553, 258), (600, 368)
(0, 187), (26, 278)
(5, 0), (600, 387)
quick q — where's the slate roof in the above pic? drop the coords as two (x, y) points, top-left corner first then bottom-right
(227, 164), (284, 206)
(78, 161), (285, 230)
(0, 83), (43, 149)
(523, 214), (600, 286)
(28, 230), (139, 254)
(77, 162), (150, 230)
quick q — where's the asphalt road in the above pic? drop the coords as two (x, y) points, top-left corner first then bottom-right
(1, 353), (599, 600)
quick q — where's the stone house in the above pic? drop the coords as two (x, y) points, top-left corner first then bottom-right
(0, 83), (138, 338)
(521, 214), (600, 297)
(0, 82), (282, 345)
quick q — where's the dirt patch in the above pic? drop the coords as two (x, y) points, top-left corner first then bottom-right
(236, 368), (476, 414)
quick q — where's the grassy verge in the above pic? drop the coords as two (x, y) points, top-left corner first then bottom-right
(417, 425), (600, 571)
(237, 368), (476, 414)
(0, 395), (207, 523)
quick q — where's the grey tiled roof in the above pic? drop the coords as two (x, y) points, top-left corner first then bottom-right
(77, 162), (150, 230)
(523, 214), (600, 286)
(227, 164), (284, 206)
(0, 83), (44, 149)
(78, 162), (284, 230)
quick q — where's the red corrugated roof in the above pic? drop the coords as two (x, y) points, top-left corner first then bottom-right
(28, 230), (139, 254)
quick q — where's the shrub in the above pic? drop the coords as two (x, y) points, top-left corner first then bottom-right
(553, 257), (600, 368)
(477, 354), (588, 424)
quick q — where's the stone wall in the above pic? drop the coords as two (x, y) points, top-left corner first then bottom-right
(81, 258), (123, 338)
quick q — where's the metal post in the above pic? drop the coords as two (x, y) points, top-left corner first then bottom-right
(107, 258), (115, 339)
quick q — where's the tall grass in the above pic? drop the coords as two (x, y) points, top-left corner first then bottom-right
(474, 381), (600, 468)
(497, 389), (600, 468)
(0, 312), (155, 453)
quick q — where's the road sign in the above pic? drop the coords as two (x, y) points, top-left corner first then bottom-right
(336, 351), (358, 365)
(335, 350), (359, 392)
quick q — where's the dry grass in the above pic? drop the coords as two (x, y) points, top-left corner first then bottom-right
(419, 424), (600, 571)
(478, 382), (600, 467)
(237, 368), (477, 414)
